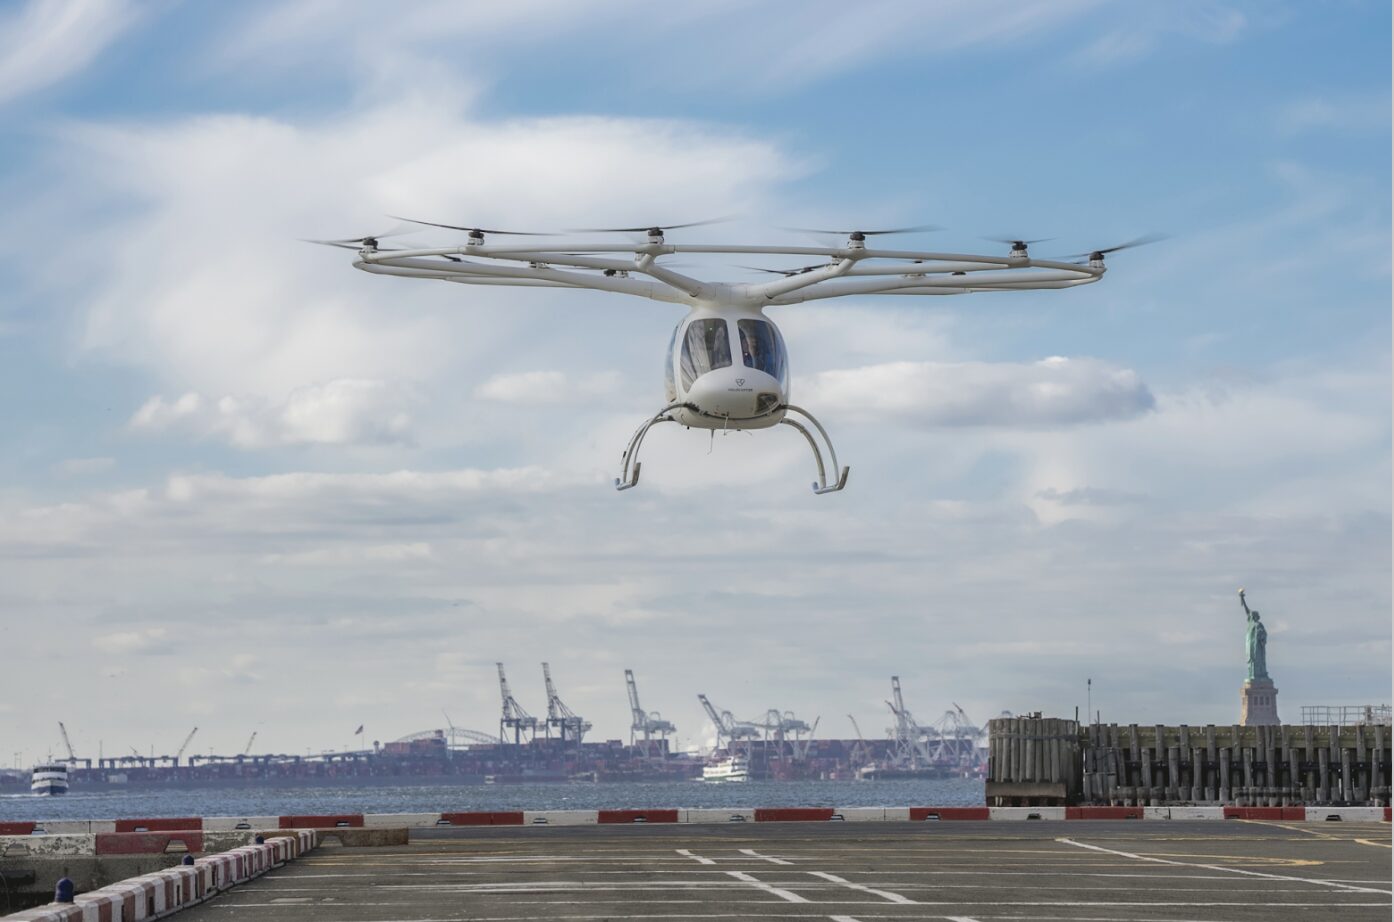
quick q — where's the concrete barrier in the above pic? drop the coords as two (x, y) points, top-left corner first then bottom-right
(1223, 806), (1306, 820)
(278, 814), (363, 829)
(363, 813), (442, 828)
(1066, 806), (1143, 820)
(831, 808), (885, 822)
(522, 811), (596, 826)
(0, 836), (95, 858)
(114, 819), (203, 833)
(910, 807), (990, 820)
(1303, 806), (1387, 822)
(95, 833), (202, 856)
(201, 817), (277, 832)
(438, 811), (525, 826)
(989, 807), (1067, 820)
(754, 808), (836, 822)
(682, 809), (754, 823)
(1, 832), (318, 922)
(597, 810), (679, 824)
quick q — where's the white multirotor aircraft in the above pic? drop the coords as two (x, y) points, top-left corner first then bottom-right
(311, 220), (1158, 494)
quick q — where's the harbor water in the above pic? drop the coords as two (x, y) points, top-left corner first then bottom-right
(0, 777), (984, 821)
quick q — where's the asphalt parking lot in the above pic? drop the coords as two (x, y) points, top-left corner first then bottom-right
(179, 820), (1392, 922)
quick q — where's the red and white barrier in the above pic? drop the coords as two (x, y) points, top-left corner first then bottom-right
(2, 805), (1387, 855)
(0, 831), (317, 922)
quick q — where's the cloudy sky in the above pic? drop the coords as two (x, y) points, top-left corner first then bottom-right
(1, 0), (1388, 765)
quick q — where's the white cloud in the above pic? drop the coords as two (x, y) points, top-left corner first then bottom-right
(131, 379), (414, 448)
(476, 370), (622, 405)
(800, 356), (1155, 428)
(1277, 94), (1391, 137)
(44, 101), (792, 411)
(0, 0), (137, 105)
(54, 456), (115, 475)
(92, 626), (170, 655)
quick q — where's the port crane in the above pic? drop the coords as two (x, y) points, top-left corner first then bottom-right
(886, 676), (932, 771)
(57, 722), (76, 764)
(174, 727), (199, 767)
(497, 662), (538, 744)
(242, 731), (257, 757)
(928, 702), (984, 767)
(625, 669), (675, 746)
(847, 714), (872, 771)
(542, 662), (591, 744)
(697, 694), (760, 751)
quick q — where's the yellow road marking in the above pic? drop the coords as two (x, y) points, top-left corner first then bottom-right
(1355, 838), (1392, 849)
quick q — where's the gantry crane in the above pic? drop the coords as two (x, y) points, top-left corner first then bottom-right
(174, 727), (198, 767)
(541, 662), (591, 744)
(625, 669), (675, 746)
(847, 714), (872, 770)
(57, 722), (76, 764)
(697, 694), (760, 752)
(497, 662), (538, 744)
(886, 676), (931, 770)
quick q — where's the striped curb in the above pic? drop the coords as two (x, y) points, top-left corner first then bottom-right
(0, 831), (314, 922)
(2, 806), (1387, 843)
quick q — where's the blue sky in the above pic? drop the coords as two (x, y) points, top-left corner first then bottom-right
(0, 0), (1388, 764)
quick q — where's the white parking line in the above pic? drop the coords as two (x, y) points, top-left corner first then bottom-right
(1057, 837), (1391, 895)
(807, 870), (915, 904)
(724, 869), (810, 903)
(675, 849), (715, 865)
(739, 847), (793, 865)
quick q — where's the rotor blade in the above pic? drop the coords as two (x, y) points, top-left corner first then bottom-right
(1062, 233), (1169, 259)
(779, 224), (942, 237)
(736, 263), (825, 276)
(564, 216), (735, 233)
(983, 235), (1055, 246)
(388, 216), (553, 236)
(301, 239), (410, 251)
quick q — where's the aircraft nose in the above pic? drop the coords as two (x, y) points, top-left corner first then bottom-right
(686, 367), (782, 419)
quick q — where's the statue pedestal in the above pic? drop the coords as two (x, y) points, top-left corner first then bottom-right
(1240, 678), (1280, 726)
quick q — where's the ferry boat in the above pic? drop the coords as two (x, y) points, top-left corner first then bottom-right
(702, 754), (750, 783)
(31, 762), (69, 796)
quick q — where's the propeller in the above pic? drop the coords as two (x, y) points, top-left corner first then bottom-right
(737, 263), (828, 276)
(564, 217), (734, 235)
(302, 225), (416, 250)
(388, 216), (553, 237)
(1060, 233), (1169, 262)
(779, 224), (942, 241)
(983, 235), (1055, 251)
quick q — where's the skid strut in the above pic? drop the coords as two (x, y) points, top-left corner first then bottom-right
(615, 402), (849, 495)
(780, 404), (850, 494)
(615, 403), (684, 491)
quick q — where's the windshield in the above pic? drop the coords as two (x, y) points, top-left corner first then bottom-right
(680, 318), (731, 389)
(738, 319), (787, 385)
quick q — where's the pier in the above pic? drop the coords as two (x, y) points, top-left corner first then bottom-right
(987, 716), (1393, 807)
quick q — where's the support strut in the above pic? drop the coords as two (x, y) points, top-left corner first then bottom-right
(780, 404), (850, 494)
(615, 403), (684, 491)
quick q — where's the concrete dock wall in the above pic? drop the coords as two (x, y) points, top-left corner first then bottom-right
(987, 716), (1393, 807)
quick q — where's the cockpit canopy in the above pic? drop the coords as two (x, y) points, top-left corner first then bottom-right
(666, 316), (788, 403)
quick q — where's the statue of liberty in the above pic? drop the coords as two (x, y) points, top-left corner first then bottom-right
(1237, 588), (1268, 681)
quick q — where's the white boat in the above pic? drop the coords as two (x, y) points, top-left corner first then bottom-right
(702, 754), (750, 783)
(31, 763), (69, 796)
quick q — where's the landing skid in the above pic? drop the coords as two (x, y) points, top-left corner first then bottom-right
(780, 404), (850, 494)
(614, 402), (850, 495)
